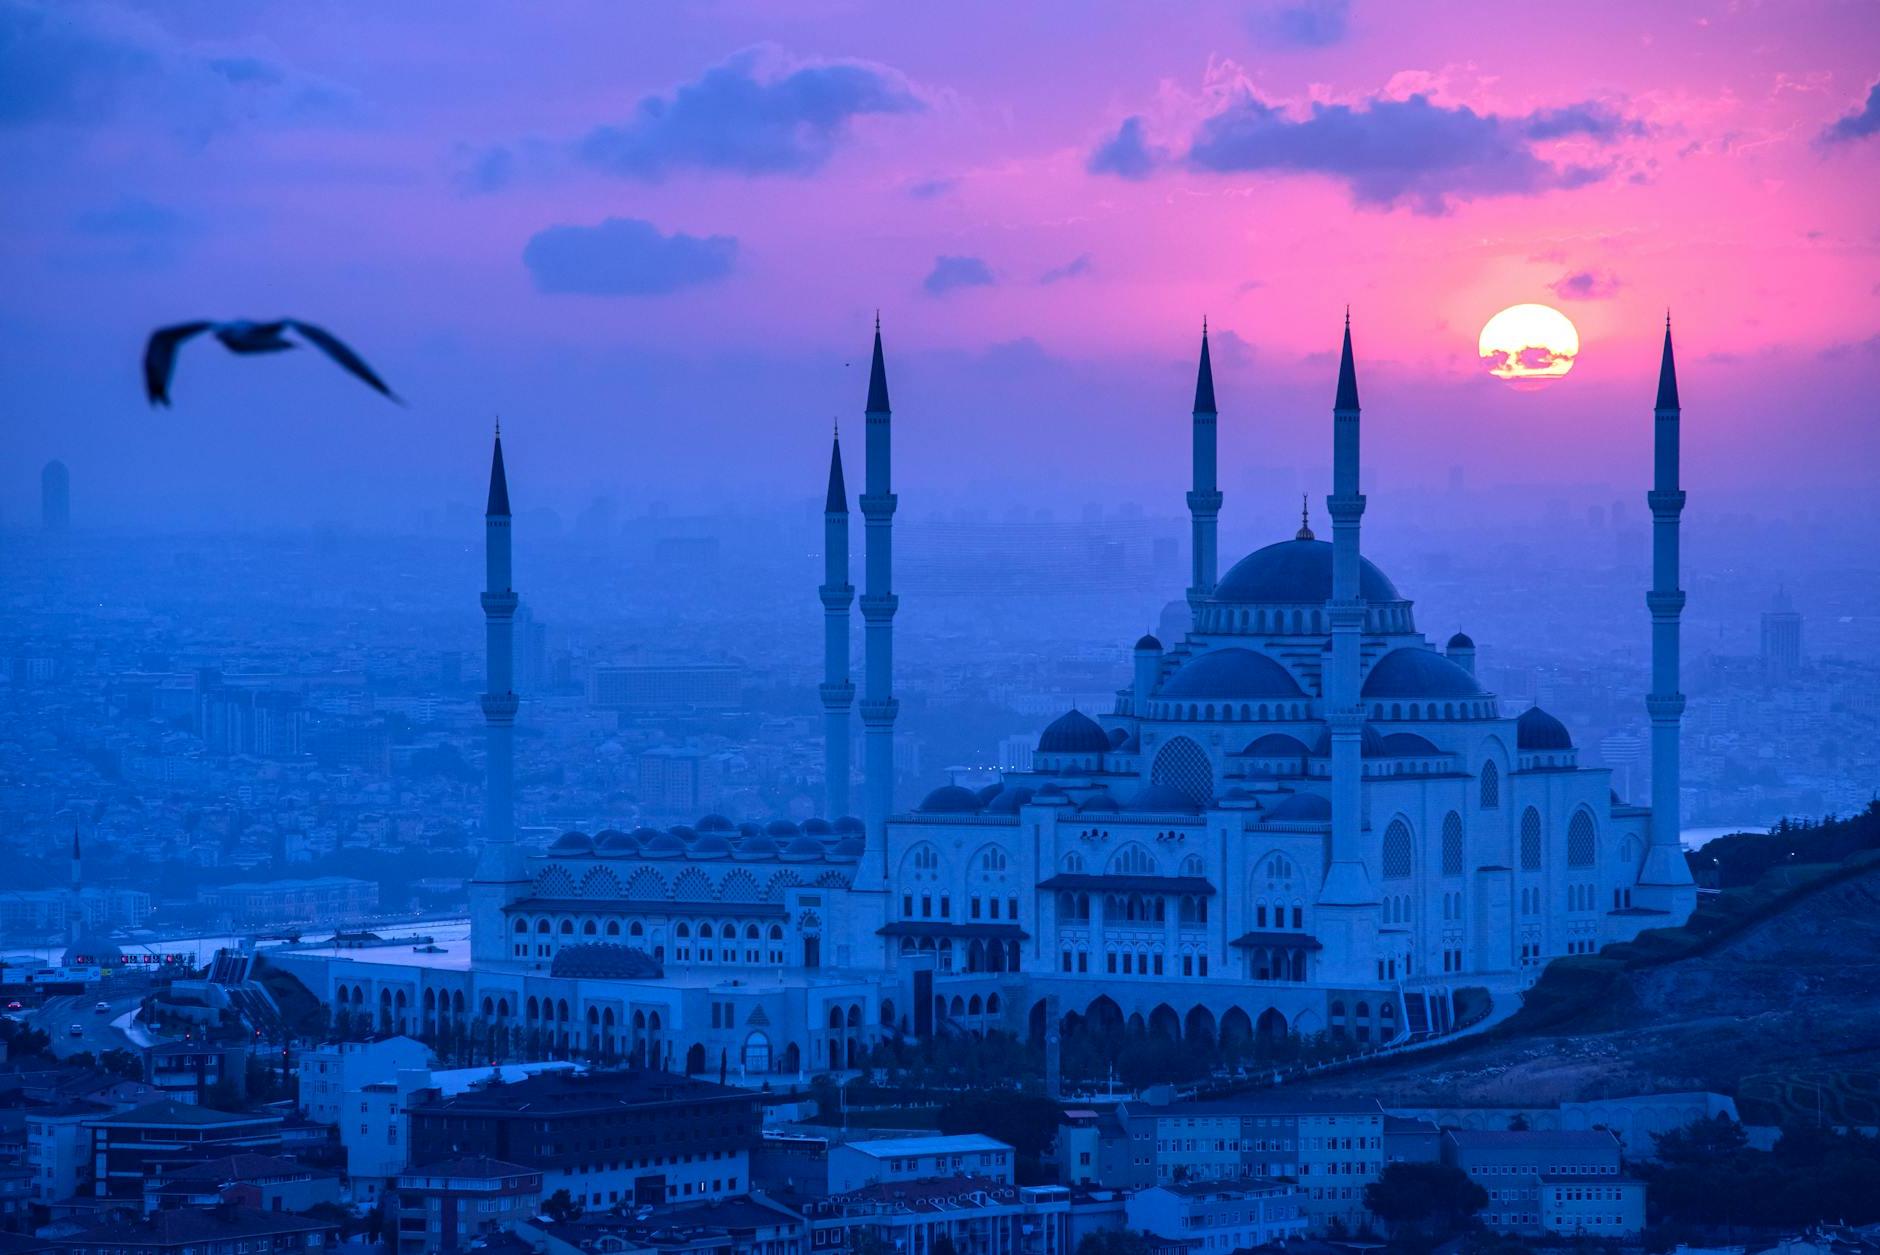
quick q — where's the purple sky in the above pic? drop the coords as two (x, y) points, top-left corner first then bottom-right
(2, 0), (1876, 531)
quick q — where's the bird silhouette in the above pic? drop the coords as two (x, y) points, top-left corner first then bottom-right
(143, 319), (401, 407)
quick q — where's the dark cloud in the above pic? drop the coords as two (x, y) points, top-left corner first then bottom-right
(1039, 254), (1093, 284)
(1821, 81), (1880, 143)
(906, 176), (958, 199)
(522, 217), (737, 296)
(62, 194), (191, 270)
(1249, 0), (1350, 48)
(1551, 268), (1622, 301)
(454, 144), (516, 194)
(576, 44), (921, 180)
(922, 255), (995, 296)
(1087, 115), (1161, 179)
(1186, 91), (1633, 213)
(1522, 101), (1644, 141)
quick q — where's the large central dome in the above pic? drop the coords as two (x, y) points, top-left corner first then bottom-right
(1214, 538), (1402, 604)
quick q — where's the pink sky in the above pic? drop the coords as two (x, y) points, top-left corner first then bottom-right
(2, 0), (1875, 526)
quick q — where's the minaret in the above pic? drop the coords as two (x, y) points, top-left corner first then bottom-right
(820, 426), (856, 819)
(857, 319), (898, 890)
(1315, 314), (1379, 982)
(469, 423), (528, 964)
(1186, 323), (1222, 610)
(1639, 319), (1697, 912)
(67, 826), (82, 949)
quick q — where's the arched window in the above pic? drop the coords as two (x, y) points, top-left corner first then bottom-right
(1567, 810), (1596, 867)
(1521, 807), (1543, 871)
(1480, 760), (1500, 809)
(1150, 736), (1214, 806)
(1382, 820), (1414, 880)
(1442, 811), (1464, 877)
(909, 844), (940, 874)
(980, 848), (1007, 873)
(1109, 844), (1156, 876)
(1060, 850), (1085, 873)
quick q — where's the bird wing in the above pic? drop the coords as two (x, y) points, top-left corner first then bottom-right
(284, 320), (402, 403)
(142, 321), (215, 407)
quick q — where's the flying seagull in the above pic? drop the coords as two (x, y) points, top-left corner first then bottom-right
(143, 319), (402, 407)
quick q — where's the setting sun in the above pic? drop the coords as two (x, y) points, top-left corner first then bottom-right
(1480, 303), (1581, 387)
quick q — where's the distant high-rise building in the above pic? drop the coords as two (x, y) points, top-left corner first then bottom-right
(1760, 588), (1802, 682)
(41, 460), (69, 531)
(589, 663), (744, 712)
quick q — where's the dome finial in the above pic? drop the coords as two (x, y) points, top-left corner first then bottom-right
(1296, 494), (1315, 540)
(494, 415), (500, 438)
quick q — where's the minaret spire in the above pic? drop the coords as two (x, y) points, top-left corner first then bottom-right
(857, 319), (899, 890)
(820, 425), (856, 820)
(1316, 312), (1379, 983)
(469, 424), (527, 963)
(1640, 319), (1696, 908)
(1186, 322), (1222, 609)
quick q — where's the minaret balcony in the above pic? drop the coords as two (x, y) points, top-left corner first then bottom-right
(480, 692), (519, 722)
(819, 584), (855, 609)
(820, 682), (856, 708)
(1647, 489), (1686, 514)
(860, 593), (900, 620)
(481, 591), (518, 615)
(1645, 590), (1686, 615)
(859, 698), (900, 726)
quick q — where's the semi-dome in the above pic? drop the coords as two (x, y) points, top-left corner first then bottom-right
(1160, 647), (1306, 700)
(781, 835), (826, 861)
(1243, 732), (1310, 758)
(696, 813), (735, 833)
(1107, 726), (1130, 748)
(1362, 648), (1483, 699)
(630, 826), (666, 845)
(1263, 791), (1333, 822)
(549, 831), (593, 854)
(1077, 792), (1120, 813)
(765, 819), (802, 838)
(832, 816), (865, 835)
(1311, 723), (1388, 757)
(688, 833), (734, 859)
(596, 830), (641, 855)
(550, 943), (663, 981)
(917, 785), (982, 814)
(1380, 732), (1441, 757)
(986, 785), (1035, 814)
(667, 824), (698, 843)
(1038, 709), (1111, 754)
(1215, 538), (1401, 605)
(1125, 784), (1202, 814)
(1517, 706), (1574, 750)
(803, 817), (834, 836)
(738, 822), (762, 837)
(975, 783), (1004, 806)
(639, 831), (685, 859)
(1447, 631), (1475, 650)
(830, 834), (865, 861)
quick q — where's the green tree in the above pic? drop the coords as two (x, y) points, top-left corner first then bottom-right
(99, 1048), (144, 1080)
(541, 1188), (584, 1223)
(1364, 1161), (1487, 1237)
(935, 1091), (1063, 1162)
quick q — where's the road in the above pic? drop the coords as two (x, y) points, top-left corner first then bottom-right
(28, 993), (138, 1059)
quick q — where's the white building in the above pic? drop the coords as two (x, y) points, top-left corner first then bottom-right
(828, 1134), (1015, 1193)
(1125, 1179), (1306, 1250)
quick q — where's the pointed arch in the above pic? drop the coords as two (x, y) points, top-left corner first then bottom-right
(534, 866), (575, 898)
(1382, 818), (1414, 880)
(719, 869), (760, 903)
(1567, 807), (1597, 867)
(1521, 806), (1543, 871)
(1479, 759), (1500, 809)
(1441, 811), (1464, 877)
(672, 867), (713, 902)
(624, 867), (668, 901)
(1107, 843), (1157, 876)
(578, 867), (622, 900)
(1151, 736), (1213, 806)
(765, 870), (804, 902)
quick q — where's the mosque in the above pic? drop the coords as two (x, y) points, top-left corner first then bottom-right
(274, 319), (1698, 1085)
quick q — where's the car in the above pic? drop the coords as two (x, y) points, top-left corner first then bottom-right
(4, 1001), (20, 1011)
(94, 1001), (111, 1014)
(68, 1024), (84, 1038)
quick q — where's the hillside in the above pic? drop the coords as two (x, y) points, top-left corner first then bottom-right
(1288, 854), (1880, 1125)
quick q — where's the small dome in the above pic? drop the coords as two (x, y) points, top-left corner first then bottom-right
(688, 833), (734, 859)
(1243, 732), (1310, 758)
(781, 835), (826, 862)
(1517, 706), (1574, 750)
(1263, 791), (1332, 822)
(1125, 784), (1201, 814)
(550, 943), (663, 981)
(667, 824), (699, 843)
(1380, 732), (1441, 757)
(1038, 709), (1111, 754)
(1107, 726), (1129, 748)
(832, 816), (865, 835)
(737, 822), (762, 837)
(1215, 538), (1401, 605)
(696, 814), (735, 833)
(765, 819), (802, 838)
(917, 785), (982, 814)
(803, 818), (834, 836)
(1362, 648), (1483, 699)
(734, 832), (782, 859)
(630, 826), (665, 845)
(1077, 792), (1120, 813)
(1160, 648), (1306, 701)
(829, 835), (864, 861)
(1311, 724), (1388, 757)
(974, 783), (1005, 806)
(986, 785), (1035, 814)
(549, 831), (593, 854)
(1134, 633), (1163, 651)
(640, 831), (685, 859)
(596, 830), (641, 855)
(1446, 632), (1475, 650)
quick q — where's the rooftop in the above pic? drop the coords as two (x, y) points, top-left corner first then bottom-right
(841, 1133), (1012, 1159)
